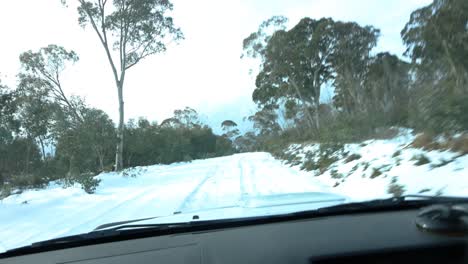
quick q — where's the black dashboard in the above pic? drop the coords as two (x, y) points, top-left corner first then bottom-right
(1, 205), (467, 264)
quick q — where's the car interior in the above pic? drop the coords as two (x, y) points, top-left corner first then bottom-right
(1, 200), (467, 264)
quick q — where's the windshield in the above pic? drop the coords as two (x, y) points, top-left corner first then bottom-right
(1, 0), (467, 252)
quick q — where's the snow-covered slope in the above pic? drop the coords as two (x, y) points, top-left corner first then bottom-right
(283, 129), (468, 201)
(0, 152), (344, 252)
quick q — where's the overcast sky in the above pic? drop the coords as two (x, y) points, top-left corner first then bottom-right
(0, 0), (431, 133)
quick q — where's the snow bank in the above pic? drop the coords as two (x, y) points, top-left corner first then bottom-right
(284, 128), (468, 201)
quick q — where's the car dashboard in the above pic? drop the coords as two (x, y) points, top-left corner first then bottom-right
(1, 205), (467, 264)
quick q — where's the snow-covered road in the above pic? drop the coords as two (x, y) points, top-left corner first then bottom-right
(0, 152), (344, 252)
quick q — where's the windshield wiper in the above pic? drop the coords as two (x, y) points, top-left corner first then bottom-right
(32, 221), (196, 247)
(3, 221), (202, 257)
(93, 216), (160, 231)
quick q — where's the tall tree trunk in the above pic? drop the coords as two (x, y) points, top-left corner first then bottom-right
(98, 154), (104, 172)
(289, 78), (315, 129)
(94, 146), (105, 172)
(312, 69), (321, 133)
(314, 96), (320, 131)
(115, 81), (124, 171)
(25, 139), (31, 174)
(67, 155), (77, 182)
(38, 136), (46, 161)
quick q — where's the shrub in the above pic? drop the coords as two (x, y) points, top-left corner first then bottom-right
(450, 134), (468, 154)
(76, 173), (101, 194)
(299, 144), (342, 174)
(8, 173), (47, 190)
(301, 159), (316, 171)
(392, 150), (401, 158)
(0, 184), (12, 199)
(330, 169), (344, 179)
(411, 133), (434, 149)
(412, 154), (430, 166)
(63, 172), (101, 194)
(388, 177), (405, 197)
(122, 167), (147, 178)
(344, 153), (361, 163)
(370, 168), (382, 179)
(362, 162), (370, 171)
(348, 164), (359, 175)
(430, 159), (454, 169)
(316, 155), (339, 174)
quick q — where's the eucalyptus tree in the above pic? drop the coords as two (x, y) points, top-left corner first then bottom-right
(64, 0), (184, 170)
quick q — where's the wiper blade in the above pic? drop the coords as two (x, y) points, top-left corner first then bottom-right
(93, 216), (160, 231)
(401, 194), (468, 202)
(0, 221), (201, 257)
(33, 222), (193, 247)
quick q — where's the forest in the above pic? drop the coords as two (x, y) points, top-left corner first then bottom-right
(237, 0), (468, 153)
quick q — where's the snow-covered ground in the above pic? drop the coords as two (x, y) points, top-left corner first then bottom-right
(1, 130), (467, 253)
(284, 129), (468, 201)
(0, 152), (345, 252)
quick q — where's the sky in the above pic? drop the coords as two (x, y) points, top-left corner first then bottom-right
(0, 0), (431, 134)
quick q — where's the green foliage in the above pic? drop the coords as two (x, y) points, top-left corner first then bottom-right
(64, 172), (101, 194)
(316, 113), (376, 143)
(221, 120), (240, 139)
(248, 107), (281, 137)
(299, 144), (342, 174)
(2, 86), (232, 199)
(19, 45), (82, 123)
(402, 0), (468, 132)
(0, 184), (12, 199)
(71, 0), (184, 69)
(0, 84), (20, 137)
(244, 16), (380, 135)
(65, 0), (185, 171)
(54, 107), (116, 175)
(300, 152), (316, 171)
(121, 167), (147, 178)
(124, 109), (235, 167)
(242, 16), (288, 59)
(0, 137), (44, 187)
(243, 3), (467, 157)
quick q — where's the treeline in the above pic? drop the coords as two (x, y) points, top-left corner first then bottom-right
(0, 47), (235, 195)
(237, 0), (468, 152)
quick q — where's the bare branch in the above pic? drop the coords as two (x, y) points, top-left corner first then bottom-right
(79, 0), (120, 85)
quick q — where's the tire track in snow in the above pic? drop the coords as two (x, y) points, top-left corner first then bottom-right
(176, 156), (246, 213)
(175, 165), (220, 213)
(238, 157), (252, 203)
